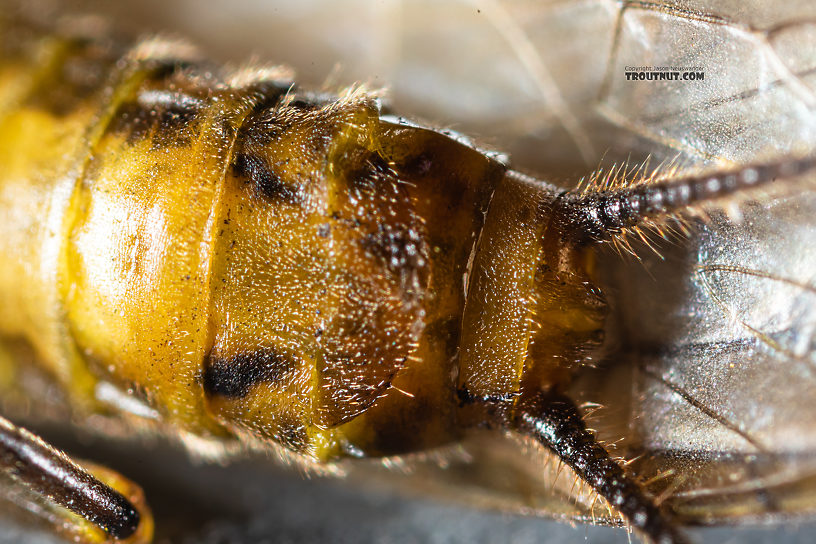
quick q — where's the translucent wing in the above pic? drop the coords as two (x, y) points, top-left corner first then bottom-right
(596, 193), (816, 524)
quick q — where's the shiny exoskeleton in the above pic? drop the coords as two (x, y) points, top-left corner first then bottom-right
(0, 13), (812, 544)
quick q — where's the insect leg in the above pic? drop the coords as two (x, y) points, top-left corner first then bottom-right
(513, 391), (688, 544)
(550, 155), (816, 243)
(0, 414), (151, 542)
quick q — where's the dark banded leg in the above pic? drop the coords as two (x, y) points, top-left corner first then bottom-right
(512, 392), (689, 544)
(0, 415), (152, 542)
(548, 155), (816, 243)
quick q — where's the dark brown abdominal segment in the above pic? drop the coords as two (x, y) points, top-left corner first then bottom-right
(552, 156), (816, 242)
(0, 415), (140, 539)
(513, 392), (688, 544)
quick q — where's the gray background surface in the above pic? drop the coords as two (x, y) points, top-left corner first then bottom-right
(0, 429), (813, 544)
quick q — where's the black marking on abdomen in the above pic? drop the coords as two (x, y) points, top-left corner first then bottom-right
(331, 148), (429, 278)
(203, 349), (299, 398)
(362, 222), (426, 276)
(342, 149), (393, 193)
(231, 152), (301, 204)
(105, 89), (201, 148)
